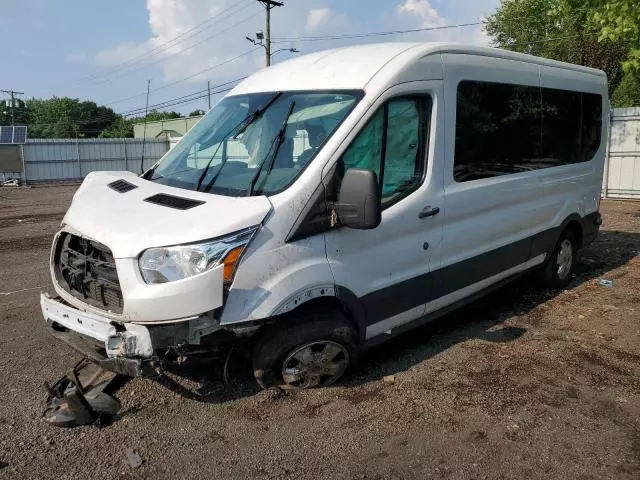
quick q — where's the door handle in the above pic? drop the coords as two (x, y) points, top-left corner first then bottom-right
(418, 205), (440, 219)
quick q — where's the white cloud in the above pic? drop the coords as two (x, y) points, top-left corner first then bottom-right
(305, 8), (351, 33)
(93, 0), (496, 93)
(396, 0), (443, 28)
(94, 41), (152, 67)
(94, 0), (274, 85)
(305, 8), (331, 32)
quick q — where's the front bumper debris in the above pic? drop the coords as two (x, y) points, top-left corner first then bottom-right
(41, 293), (153, 373)
(46, 323), (147, 377)
(43, 358), (122, 427)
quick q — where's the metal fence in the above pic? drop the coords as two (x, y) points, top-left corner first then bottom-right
(18, 138), (169, 183)
(603, 107), (640, 199)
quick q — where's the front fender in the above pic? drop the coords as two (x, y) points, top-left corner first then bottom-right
(220, 235), (334, 325)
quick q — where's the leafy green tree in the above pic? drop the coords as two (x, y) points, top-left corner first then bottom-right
(589, 1), (640, 73)
(486, 0), (635, 103)
(99, 117), (134, 138)
(611, 71), (640, 107)
(188, 109), (206, 117)
(0, 98), (30, 126)
(140, 109), (182, 122)
(26, 97), (120, 138)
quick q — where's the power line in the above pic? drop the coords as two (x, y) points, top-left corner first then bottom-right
(27, 79), (244, 128)
(122, 84), (239, 117)
(78, 0), (255, 84)
(27, 86), (235, 130)
(270, 6), (593, 44)
(271, 21), (483, 43)
(88, 11), (261, 87)
(104, 50), (258, 107)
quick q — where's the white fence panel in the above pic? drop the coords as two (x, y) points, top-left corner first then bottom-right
(604, 107), (640, 199)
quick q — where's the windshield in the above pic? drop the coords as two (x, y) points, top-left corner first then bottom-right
(146, 90), (362, 196)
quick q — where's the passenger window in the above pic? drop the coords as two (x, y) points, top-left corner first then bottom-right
(340, 96), (429, 207)
(540, 88), (602, 165)
(454, 80), (602, 182)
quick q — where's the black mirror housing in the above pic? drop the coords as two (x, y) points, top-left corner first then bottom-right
(334, 168), (381, 229)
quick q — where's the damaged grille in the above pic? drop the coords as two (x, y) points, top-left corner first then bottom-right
(54, 233), (123, 314)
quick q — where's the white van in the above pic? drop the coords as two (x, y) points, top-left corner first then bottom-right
(41, 43), (607, 390)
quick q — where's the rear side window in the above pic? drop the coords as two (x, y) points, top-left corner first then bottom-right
(340, 96), (430, 207)
(454, 80), (602, 182)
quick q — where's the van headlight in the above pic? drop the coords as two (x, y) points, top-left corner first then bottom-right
(138, 226), (258, 285)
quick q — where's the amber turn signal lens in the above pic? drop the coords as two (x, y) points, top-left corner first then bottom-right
(222, 245), (245, 284)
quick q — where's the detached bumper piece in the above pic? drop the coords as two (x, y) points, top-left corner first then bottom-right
(43, 359), (121, 428)
(41, 293), (154, 377)
(47, 322), (146, 377)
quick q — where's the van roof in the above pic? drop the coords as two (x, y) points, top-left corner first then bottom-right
(231, 42), (606, 95)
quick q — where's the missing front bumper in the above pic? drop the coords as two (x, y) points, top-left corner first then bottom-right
(41, 293), (155, 376)
(47, 323), (148, 377)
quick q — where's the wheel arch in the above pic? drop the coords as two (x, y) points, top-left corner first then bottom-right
(558, 213), (584, 248)
(256, 285), (367, 344)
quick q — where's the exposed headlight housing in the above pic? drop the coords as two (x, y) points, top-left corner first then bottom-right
(139, 226), (258, 285)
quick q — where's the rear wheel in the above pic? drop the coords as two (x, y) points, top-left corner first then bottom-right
(252, 311), (358, 390)
(541, 229), (577, 288)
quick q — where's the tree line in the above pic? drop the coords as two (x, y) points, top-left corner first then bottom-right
(485, 0), (640, 107)
(0, 97), (205, 139)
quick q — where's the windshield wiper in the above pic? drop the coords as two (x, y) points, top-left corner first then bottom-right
(246, 100), (296, 196)
(196, 92), (283, 193)
(234, 92), (282, 139)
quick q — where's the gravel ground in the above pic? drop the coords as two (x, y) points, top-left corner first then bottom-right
(1, 185), (639, 480)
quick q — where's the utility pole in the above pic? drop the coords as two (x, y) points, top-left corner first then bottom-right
(207, 80), (211, 110)
(141, 79), (151, 175)
(1, 89), (24, 126)
(258, 0), (283, 67)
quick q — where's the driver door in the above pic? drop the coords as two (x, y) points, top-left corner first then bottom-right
(323, 81), (444, 340)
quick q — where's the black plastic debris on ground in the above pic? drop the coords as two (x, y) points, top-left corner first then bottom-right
(43, 359), (121, 428)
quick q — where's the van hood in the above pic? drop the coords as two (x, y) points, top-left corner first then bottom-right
(62, 171), (272, 258)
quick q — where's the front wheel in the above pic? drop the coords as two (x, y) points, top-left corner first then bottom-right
(541, 229), (577, 288)
(252, 312), (358, 390)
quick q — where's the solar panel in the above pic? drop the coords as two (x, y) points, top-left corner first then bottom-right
(0, 127), (12, 144)
(0, 126), (28, 144)
(12, 126), (26, 143)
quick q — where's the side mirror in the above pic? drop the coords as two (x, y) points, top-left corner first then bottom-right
(334, 168), (381, 229)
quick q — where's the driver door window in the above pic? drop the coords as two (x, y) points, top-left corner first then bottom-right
(340, 96), (429, 207)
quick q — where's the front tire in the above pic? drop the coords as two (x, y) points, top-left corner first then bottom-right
(252, 311), (358, 390)
(541, 229), (577, 288)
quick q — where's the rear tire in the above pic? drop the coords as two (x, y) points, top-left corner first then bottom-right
(252, 311), (358, 390)
(540, 229), (577, 288)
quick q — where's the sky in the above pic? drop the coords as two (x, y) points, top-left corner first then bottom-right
(0, 0), (500, 116)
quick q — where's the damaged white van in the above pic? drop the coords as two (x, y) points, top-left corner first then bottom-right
(41, 43), (607, 390)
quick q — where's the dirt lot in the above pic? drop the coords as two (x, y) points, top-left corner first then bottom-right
(1, 185), (639, 480)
